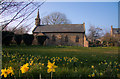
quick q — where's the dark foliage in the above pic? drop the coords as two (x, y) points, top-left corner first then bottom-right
(2, 31), (14, 46)
(14, 34), (22, 45)
(23, 34), (34, 45)
(89, 41), (102, 47)
(36, 36), (48, 45)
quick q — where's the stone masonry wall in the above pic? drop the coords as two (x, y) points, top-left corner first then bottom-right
(44, 33), (84, 47)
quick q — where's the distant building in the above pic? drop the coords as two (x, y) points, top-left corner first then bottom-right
(110, 26), (120, 37)
(33, 10), (89, 47)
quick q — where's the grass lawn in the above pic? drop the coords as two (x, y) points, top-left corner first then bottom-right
(2, 45), (120, 79)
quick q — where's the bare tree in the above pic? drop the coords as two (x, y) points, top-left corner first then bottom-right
(0, 1), (23, 15)
(102, 33), (111, 42)
(2, 2), (33, 30)
(41, 12), (71, 25)
(88, 26), (103, 42)
(102, 33), (120, 46)
(14, 26), (28, 34)
(0, 1), (46, 32)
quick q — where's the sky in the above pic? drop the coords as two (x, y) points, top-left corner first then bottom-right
(1, 1), (119, 35)
(32, 2), (118, 34)
(17, 0), (120, 2)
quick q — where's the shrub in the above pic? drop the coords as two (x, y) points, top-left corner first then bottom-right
(23, 34), (34, 45)
(36, 36), (48, 45)
(95, 40), (101, 47)
(14, 34), (22, 45)
(2, 31), (14, 46)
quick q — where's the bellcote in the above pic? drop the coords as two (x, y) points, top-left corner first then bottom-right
(35, 9), (40, 26)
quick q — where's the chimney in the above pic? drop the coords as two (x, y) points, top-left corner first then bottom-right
(83, 22), (85, 32)
(110, 25), (113, 36)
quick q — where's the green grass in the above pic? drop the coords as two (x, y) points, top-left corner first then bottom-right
(2, 45), (120, 79)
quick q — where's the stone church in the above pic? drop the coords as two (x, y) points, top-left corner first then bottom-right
(33, 10), (89, 47)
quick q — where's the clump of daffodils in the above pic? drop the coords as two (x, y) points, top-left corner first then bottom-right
(1, 67), (14, 78)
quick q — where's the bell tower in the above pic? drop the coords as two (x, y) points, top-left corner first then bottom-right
(35, 9), (40, 26)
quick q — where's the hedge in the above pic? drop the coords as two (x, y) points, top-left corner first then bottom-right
(14, 34), (22, 45)
(2, 31), (14, 46)
(36, 36), (48, 45)
(23, 34), (34, 45)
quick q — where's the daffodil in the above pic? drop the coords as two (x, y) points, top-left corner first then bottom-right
(94, 70), (97, 73)
(117, 69), (119, 71)
(47, 60), (58, 73)
(91, 65), (94, 69)
(88, 74), (91, 77)
(7, 67), (14, 76)
(99, 72), (103, 76)
(30, 61), (33, 65)
(1, 68), (8, 78)
(39, 63), (41, 65)
(20, 63), (29, 73)
(91, 73), (95, 77)
(42, 63), (44, 66)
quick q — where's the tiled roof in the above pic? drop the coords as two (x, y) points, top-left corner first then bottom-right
(33, 24), (85, 33)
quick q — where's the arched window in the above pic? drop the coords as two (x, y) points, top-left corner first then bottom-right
(76, 35), (79, 42)
(52, 35), (56, 41)
(65, 35), (68, 42)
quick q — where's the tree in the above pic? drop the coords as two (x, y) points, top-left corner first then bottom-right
(102, 33), (119, 46)
(14, 26), (28, 34)
(14, 34), (22, 45)
(88, 26), (103, 42)
(23, 34), (34, 45)
(0, 1), (45, 32)
(2, 31), (14, 46)
(41, 12), (71, 25)
(36, 35), (48, 45)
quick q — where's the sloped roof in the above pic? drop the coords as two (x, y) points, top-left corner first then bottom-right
(112, 28), (120, 34)
(33, 24), (85, 33)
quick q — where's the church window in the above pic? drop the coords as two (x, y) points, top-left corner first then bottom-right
(76, 36), (79, 42)
(52, 35), (56, 41)
(65, 35), (68, 42)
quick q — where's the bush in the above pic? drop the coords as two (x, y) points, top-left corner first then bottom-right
(95, 40), (101, 47)
(36, 36), (48, 45)
(14, 34), (22, 45)
(23, 34), (34, 45)
(2, 31), (14, 46)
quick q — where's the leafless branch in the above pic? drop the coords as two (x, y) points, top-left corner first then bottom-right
(12, 1), (46, 32)
(2, 2), (32, 30)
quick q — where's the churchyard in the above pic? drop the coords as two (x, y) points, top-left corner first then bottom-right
(2, 45), (120, 79)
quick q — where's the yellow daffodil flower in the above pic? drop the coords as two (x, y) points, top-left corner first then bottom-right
(94, 70), (97, 73)
(88, 74), (91, 77)
(20, 63), (29, 73)
(91, 65), (94, 69)
(30, 61), (33, 65)
(91, 73), (95, 77)
(99, 72), (103, 76)
(47, 60), (58, 73)
(42, 63), (44, 66)
(7, 67), (14, 76)
(1, 68), (8, 78)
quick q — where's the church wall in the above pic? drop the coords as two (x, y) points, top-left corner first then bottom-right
(44, 33), (84, 47)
